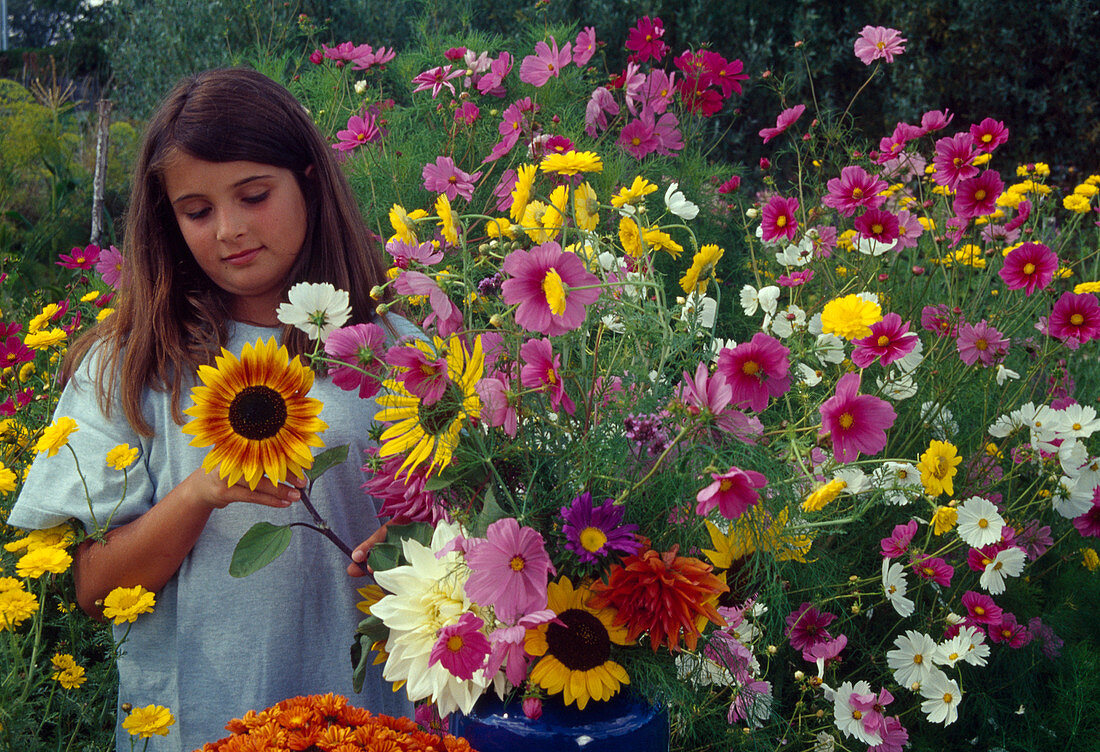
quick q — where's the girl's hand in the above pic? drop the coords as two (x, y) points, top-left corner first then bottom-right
(183, 468), (306, 511)
(348, 524), (388, 577)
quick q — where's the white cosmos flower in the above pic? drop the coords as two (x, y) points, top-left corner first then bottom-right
(371, 521), (492, 715)
(871, 462), (922, 505)
(919, 669), (962, 725)
(955, 496), (1005, 548)
(920, 402), (957, 439)
(664, 182), (699, 219)
(767, 304), (806, 338)
(882, 560), (915, 618)
(740, 284), (781, 317)
(1051, 474), (1095, 518)
(796, 362), (824, 387)
(995, 364), (1020, 385)
(814, 333), (846, 364)
(958, 625), (990, 666)
(276, 282), (352, 341)
(988, 412), (1021, 438)
(681, 292), (717, 331)
(833, 467), (871, 495)
(877, 370), (918, 401)
(774, 237), (814, 266)
(1059, 404), (1100, 439)
(979, 546), (1026, 595)
(854, 235), (896, 256)
(833, 680), (883, 745)
(886, 630), (938, 688)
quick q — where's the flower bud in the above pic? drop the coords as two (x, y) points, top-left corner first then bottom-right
(370, 285), (385, 300)
(523, 697), (543, 720)
(794, 670), (805, 681)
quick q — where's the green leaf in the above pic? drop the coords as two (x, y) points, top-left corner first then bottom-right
(305, 445), (349, 482)
(229, 522), (293, 578)
(367, 521), (434, 573)
(471, 486), (507, 538)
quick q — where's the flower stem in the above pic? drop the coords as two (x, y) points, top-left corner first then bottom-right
(296, 488), (356, 561)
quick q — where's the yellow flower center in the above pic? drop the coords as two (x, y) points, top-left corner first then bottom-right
(1070, 313), (1085, 325)
(543, 268), (567, 315)
(1023, 263), (1036, 275)
(974, 189), (987, 201)
(913, 654), (923, 664)
(579, 526), (608, 553)
(943, 692), (953, 703)
(447, 634), (466, 652)
(741, 360), (760, 376)
(872, 223), (884, 234)
(852, 710), (863, 720)
(839, 413), (854, 429)
(978, 518), (988, 528)
(877, 335), (891, 346)
(509, 554), (527, 572)
(975, 606), (985, 615)
(975, 338), (988, 351)
(776, 215), (787, 227)
(852, 187), (863, 198)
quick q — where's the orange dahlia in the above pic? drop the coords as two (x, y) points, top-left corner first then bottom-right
(589, 544), (728, 652)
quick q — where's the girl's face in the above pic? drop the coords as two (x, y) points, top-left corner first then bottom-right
(163, 153), (309, 325)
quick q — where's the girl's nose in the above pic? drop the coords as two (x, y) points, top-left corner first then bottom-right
(215, 210), (246, 242)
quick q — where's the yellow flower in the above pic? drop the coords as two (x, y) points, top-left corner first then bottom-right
(105, 443), (140, 470)
(96, 308), (115, 322)
(1063, 193), (1092, 213)
(679, 244), (725, 294)
(972, 153), (992, 166)
(24, 328), (67, 350)
(610, 176), (657, 209)
(435, 194), (459, 245)
(484, 217), (515, 239)
(953, 244), (985, 268)
(0, 577), (21, 592)
(16, 546), (73, 578)
(1074, 183), (1099, 197)
(80, 290), (100, 303)
(802, 478), (847, 512)
(573, 181), (600, 231)
(642, 226), (683, 259)
(0, 587), (38, 631)
(388, 204), (428, 245)
(932, 506), (959, 535)
(917, 440), (962, 496)
(34, 416), (79, 457)
(618, 216), (642, 256)
(820, 294), (882, 340)
(836, 228), (858, 251)
(509, 163), (538, 223)
(996, 189), (1024, 209)
(539, 150), (603, 176)
(102, 585), (157, 625)
(122, 705), (176, 738)
(3, 524), (75, 553)
(1074, 281), (1100, 294)
(917, 216), (936, 231)
(50, 654), (87, 689)
(1055, 266), (1073, 279)
(1083, 548), (1099, 571)
(521, 200), (556, 243)
(0, 461), (16, 493)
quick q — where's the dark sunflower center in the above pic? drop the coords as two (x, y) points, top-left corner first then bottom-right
(228, 385), (288, 440)
(545, 608), (611, 671)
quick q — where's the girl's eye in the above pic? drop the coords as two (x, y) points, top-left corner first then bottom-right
(243, 191), (270, 205)
(184, 208), (211, 221)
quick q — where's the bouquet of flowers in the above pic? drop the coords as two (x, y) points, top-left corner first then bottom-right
(216, 15), (1100, 751)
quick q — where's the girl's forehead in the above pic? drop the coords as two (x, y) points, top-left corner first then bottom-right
(162, 154), (291, 200)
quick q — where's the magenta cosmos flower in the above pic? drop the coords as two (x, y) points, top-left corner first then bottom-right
(618, 113), (660, 159)
(999, 242), (1058, 295)
(716, 333), (791, 413)
(759, 104), (805, 144)
(519, 337), (575, 414)
(961, 590), (1002, 626)
(880, 520), (918, 559)
(854, 25), (906, 65)
(57, 244), (100, 270)
(411, 64), (463, 98)
(94, 244), (125, 288)
(953, 169), (1003, 218)
(1049, 292), (1100, 346)
(695, 466), (768, 520)
(573, 26), (598, 67)
(819, 373), (896, 464)
(625, 15), (669, 63)
(854, 207), (900, 244)
(560, 491), (642, 564)
(422, 155), (482, 202)
(324, 323), (386, 398)
(761, 195), (799, 243)
(912, 556), (954, 587)
(501, 241), (601, 336)
(785, 602), (836, 652)
(464, 517), (555, 623)
(1073, 488), (1100, 537)
(519, 37), (572, 87)
(821, 165), (887, 217)
(333, 113), (381, 152)
(851, 312), (918, 368)
(970, 117), (1009, 153)
(429, 611), (490, 680)
(956, 320), (1009, 366)
(933, 132), (978, 189)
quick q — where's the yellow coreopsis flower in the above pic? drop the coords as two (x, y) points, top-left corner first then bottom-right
(96, 308), (115, 322)
(16, 546), (73, 578)
(1074, 183), (1098, 197)
(679, 243), (725, 294)
(34, 416), (78, 457)
(484, 217), (515, 239)
(0, 462), (16, 493)
(50, 654), (87, 689)
(102, 585), (157, 625)
(4, 524), (75, 553)
(509, 163), (538, 223)
(611, 176), (657, 208)
(917, 439), (962, 496)
(122, 705), (176, 738)
(435, 194), (459, 245)
(1074, 281), (1100, 294)
(642, 226), (683, 259)
(820, 294), (882, 340)
(388, 204), (428, 245)
(521, 200), (558, 243)
(802, 478), (847, 512)
(106, 443), (140, 470)
(618, 216), (643, 256)
(80, 290), (100, 303)
(573, 181), (600, 231)
(1063, 193), (1091, 214)
(24, 328), (67, 350)
(539, 150), (603, 175)
(0, 587), (38, 631)
(931, 506), (959, 535)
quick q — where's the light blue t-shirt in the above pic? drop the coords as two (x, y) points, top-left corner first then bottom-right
(9, 319), (417, 752)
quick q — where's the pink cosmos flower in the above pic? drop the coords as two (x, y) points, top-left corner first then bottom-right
(849, 687), (894, 741)
(854, 207), (900, 244)
(519, 338), (575, 415)
(625, 16), (669, 63)
(477, 52), (513, 97)
(463, 518), (555, 623)
(718, 176), (741, 194)
(893, 209), (924, 250)
(803, 633), (848, 666)
(869, 717), (909, 752)
(703, 50), (749, 99)
(333, 113), (381, 152)
(933, 132), (978, 189)
(819, 373), (897, 464)
(921, 303), (960, 338)
(695, 466), (768, 520)
(476, 377), (517, 437)
(677, 362), (763, 441)
(321, 41), (357, 61)
(854, 25), (907, 65)
(880, 520), (918, 559)
(485, 610), (557, 684)
(875, 121), (922, 161)
(953, 169), (1003, 218)
(912, 556), (954, 587)
(57, 244), (100, 270)
(573, 27), (598, 66)
(422, 156), (482, 202)
(392, 270), (462, 337)
(454, 101), (480, 125)
(851, 313), (918, 368)
(386, 239), (443, 268)
(584, 86), (619, 137)
(618, 113), (659, 159)
(778, 269), (814, 287)
(501, 241), (601, 336)
(519, 37), (572, 87)
(759, 104), (806, 144)
(1004, 198), (1032, 232)
(95, 245), (125, 288)
(989, 613), (1031, 648)
(970, 117), (1009, 153)
(429, 612), (491, 680)
(961, 590), (1003, 625)
(324, 323), (386, 399)
(785, 602), (836, 652)
(716, 333), (791, 413)
(956, 320), (1009, 366)
(350, 44), (396, 71)
(761, 195), (799, 243)
(652, 110), (684, 155)
(411, 64), (464, 98)
(727, 679), (772, 728)
(1073, 489), (1100, 537)
(1049, 292), (1100, 346)
(821, 165), (888, 216)
(999, 241), (1057, 295)
(920, 108), (954, 133)
(386, 339), (450, 406)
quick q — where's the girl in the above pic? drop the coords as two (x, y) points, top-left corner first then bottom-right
(8, 69), (415, 751)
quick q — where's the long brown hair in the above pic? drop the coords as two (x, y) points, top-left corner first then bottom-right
(66, 68), (390, 436)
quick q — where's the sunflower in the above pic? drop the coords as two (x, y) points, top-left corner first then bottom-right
(525, 577), (631, 710)
(376, 334), (483, 478)
(182, 338), (327, 490)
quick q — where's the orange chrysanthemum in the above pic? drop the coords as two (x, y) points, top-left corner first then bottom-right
(589, 544), (728, 651)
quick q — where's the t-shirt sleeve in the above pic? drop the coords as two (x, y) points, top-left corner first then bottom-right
(6, 354), (155, 534)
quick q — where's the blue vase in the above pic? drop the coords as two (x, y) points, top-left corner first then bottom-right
(451, 693), (669, 752)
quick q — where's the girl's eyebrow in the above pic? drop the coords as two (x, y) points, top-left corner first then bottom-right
(170, 175), (275, 205)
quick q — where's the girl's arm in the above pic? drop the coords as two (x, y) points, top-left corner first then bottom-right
(73, 469), (304, 620)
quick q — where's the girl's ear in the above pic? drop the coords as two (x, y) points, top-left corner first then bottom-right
(304, 164), (316, 178)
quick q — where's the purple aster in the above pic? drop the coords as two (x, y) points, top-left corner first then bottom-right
(560, 491), (642, 564)
(956, 320), (1009, 366)
(422, 155), (482, 202)
(501, 241), (601, 336)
